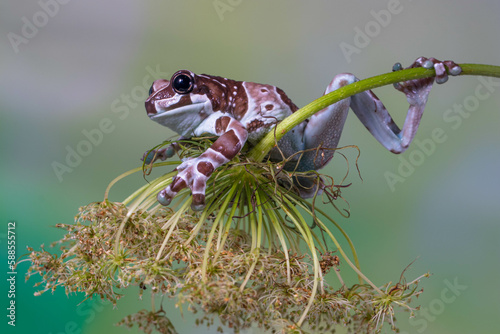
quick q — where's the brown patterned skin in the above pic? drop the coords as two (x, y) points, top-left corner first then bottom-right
(145, 70), (300, 210)
(145, 58), (462, 210)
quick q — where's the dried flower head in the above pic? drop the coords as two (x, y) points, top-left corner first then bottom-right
(23, 138), (426, 333)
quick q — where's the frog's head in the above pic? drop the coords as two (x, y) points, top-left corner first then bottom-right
(145, 70), (213, 134)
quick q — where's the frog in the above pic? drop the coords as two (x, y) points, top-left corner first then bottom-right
(144, 57), (461, 211)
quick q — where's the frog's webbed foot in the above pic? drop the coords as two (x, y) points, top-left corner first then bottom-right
(392, 57), (462, 102)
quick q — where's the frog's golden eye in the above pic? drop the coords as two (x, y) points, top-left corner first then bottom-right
(172, 72), (194, 94)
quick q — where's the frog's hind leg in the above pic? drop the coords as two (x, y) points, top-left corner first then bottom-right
(349, 57), (461, 153)
(297, 73), (356, 172)
(280, 74), (355, 199)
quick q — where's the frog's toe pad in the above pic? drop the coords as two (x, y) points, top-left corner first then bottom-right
(191, 194), (206, 211)
(165, 145), (176, 158)
(142, 148), (169, 164)
(417, 57), (462, 84)
(157, 189), (172, 206)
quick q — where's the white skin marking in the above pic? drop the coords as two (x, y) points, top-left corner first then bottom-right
(207, 148), (230, 162)
(190, 94), (211, 104)
(197, 74), (227, 86)
(205, 76), (227, 88)
(226, 118), (247, 143)
(192, 111), (225, 136)
(240, 82), (259, 124)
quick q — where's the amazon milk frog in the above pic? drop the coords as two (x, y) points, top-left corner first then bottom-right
(144, 57), (461, 210)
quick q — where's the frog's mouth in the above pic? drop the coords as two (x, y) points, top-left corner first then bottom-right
(150, 102), (206, 121)
(146, 93), (203, 115)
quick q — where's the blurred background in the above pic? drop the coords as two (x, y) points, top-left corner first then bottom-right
(1, 0), (499, 333)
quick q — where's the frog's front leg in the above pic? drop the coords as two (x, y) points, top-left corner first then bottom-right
(157, 115), (248, 211)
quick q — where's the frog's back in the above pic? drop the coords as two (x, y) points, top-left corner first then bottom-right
(230, 80), (297, 142)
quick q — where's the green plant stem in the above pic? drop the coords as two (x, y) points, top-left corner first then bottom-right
(248, 63), (500, 162)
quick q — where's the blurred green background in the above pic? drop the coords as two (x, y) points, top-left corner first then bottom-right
(1, 1), (499, 333)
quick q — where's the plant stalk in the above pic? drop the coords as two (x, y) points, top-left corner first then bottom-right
(248, 63), (500, 162)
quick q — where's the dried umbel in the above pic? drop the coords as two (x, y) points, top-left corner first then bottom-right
(24, 139), (426, 333)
